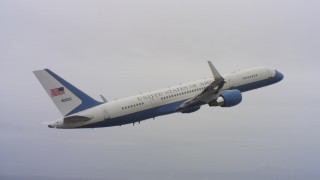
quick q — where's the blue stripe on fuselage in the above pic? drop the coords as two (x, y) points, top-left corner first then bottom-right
(78, 74), (283, 128)
(77, 99), (189, 128)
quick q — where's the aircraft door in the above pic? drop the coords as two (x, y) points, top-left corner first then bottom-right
(150, 92), (162, 107)
(102, 107), (110, 120)
(267, 69), (273, 78)
(149, 96), (156, 108)
(227, 78), (235, 89)
(148, 96), (157, 118)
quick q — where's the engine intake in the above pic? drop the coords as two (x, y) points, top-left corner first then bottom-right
(209, 89), (242, 107)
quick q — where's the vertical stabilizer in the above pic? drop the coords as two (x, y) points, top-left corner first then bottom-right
(33, 69), (102, 116)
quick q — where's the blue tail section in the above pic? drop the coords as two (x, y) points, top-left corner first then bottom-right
(45, 69), (102, 116)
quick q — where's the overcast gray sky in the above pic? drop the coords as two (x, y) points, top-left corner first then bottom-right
(1, 0), (320, 179)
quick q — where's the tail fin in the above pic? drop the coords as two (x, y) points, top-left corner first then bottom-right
(33, 69), (102, 116)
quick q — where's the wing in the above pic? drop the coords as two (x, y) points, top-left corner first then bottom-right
(176, 61), (225, 111)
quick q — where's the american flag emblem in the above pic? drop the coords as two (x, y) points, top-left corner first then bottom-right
(51, 87), (65, 97)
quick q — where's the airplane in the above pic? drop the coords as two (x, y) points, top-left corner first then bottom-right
(33, 61), (283, 129)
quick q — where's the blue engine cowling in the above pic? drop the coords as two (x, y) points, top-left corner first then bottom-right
(220, 89), (242, 107)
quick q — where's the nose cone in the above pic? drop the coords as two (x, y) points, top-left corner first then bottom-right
(274, 70), (284, 82)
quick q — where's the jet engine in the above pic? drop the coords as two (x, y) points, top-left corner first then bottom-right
(209, 89), (242, 107)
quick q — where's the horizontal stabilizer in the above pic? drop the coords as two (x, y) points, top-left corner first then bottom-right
(100, 95), (108, 103)
(64, 115), (93, 123)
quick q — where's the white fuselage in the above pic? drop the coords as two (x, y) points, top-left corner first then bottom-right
(52, 66), (281, 128)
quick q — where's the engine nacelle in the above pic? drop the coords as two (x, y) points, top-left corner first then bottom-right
(209, 89), (242, 107)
